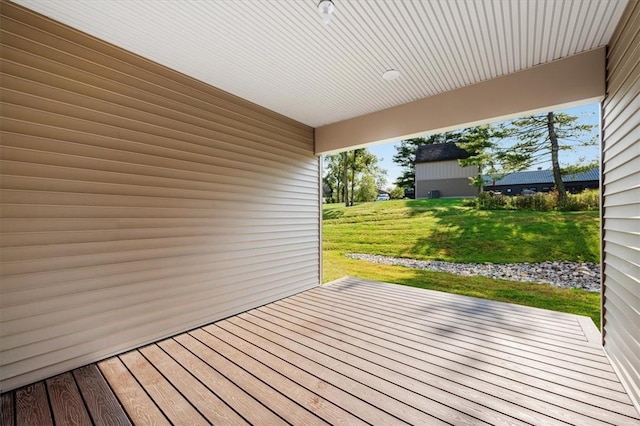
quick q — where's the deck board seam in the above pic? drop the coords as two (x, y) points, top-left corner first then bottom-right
(115, 353), (173, 425)
(136, 344), (214, 425)
(315, 284), (590, 342)
(69, 368), (95, 425)
(188, 329), (332, 426)
(225, 316), (438, 425)
(320, 281), (586, 332)
(304, 288), (606, 359)
(254, 304), (637, 422)
(88, 364), (135, 426)
(286, 292), (612, 374)
(174, 333), (294, 426)
(206, 322), (397, 425)
(43, 377), (55, 425)
(239, 312), (509, 425)
(326, 278), (584, 324)
(266, 298), (632, 406)
(154, 340), (249, 425)
(195, 327), (357, 425)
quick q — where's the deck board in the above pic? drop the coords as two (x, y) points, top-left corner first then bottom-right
(4, 277), (640, 425)
(72, 365), (131, 426)
(1, 392), (15, 426)
(289, 289), (625, 391)
(261, 298), (638, 424)
(137, 344), (247, 425)
(46, 372), (92, 425)
(15, 382), (53, 426)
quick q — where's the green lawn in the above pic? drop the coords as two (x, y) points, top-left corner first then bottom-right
(323, 198), (602, 327)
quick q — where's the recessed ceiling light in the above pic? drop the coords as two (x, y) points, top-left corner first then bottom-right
(382, 69), (401, 81)
(317, 0), (335, 25)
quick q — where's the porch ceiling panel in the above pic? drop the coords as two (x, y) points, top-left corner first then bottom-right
(13, 0), (628, 128)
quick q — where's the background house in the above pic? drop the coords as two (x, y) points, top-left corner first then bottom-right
(414, 142), (479, 198)
(484, 168), (600, 195)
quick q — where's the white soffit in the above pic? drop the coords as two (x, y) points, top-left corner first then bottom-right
(13, 0), (628, 127)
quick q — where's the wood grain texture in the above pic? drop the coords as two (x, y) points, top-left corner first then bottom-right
(138, 344), (247, 426)
(14, 382), (52, 426)
(72, 364), (131, 426)
(45, 372), (92, 425)
(3, 279), (640, 424)
(97, 357), (169, 426)
(1, 392), (14, 426)
(118, 350), (208, 426)
(0, 0), (318, 391)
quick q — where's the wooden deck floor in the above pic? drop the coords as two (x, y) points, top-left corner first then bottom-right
(3, 277), (639, 425)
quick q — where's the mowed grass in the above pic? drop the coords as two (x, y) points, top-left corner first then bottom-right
(323, 198), (602, 327)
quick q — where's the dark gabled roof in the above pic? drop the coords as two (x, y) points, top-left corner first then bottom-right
(483, 167), (600, 186)
(415, 142), (472, 163)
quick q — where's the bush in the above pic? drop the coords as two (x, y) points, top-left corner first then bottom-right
(475, 191), (508, 210)
(472, 189), (599, 211)
(559, 189), (600, 211)
(508, 192), (556, 211)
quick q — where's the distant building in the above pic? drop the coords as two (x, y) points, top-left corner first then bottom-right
(414, 142), (479, 198)
(483, 168), (600, 195)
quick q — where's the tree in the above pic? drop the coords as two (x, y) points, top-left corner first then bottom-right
(393, 133), (455, 190)
(323, 148), (386, 205)
(495, 112), (597, 202)
(389, 186), (405, 199)
(456, 125), (504, 191)
(323, 153), (345, 203)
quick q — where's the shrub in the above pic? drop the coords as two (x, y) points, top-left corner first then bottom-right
(473, 189), (599, 211)
(508, 192), (556, 211)
(559, 189), (600, 211)
(475, 191), (508, 210)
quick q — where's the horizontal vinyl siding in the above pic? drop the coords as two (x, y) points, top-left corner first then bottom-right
(602, 0), (640, 413)
(415, 160), (478, 180)
(415, 178), (479, 199)
(0, 2), (319, 391)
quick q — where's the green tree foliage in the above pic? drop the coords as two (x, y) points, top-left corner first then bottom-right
(323, 154), (346, 203)
(456, 125), (504, 190)
(465, 112), (597, 202)
(393, 133), (455, 190)
(389, 186), (405, 199)
(323, 149), (386, 205)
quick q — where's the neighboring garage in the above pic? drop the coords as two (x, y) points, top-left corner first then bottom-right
(485, 167), (600, 195)
(414, 142), (478, 198)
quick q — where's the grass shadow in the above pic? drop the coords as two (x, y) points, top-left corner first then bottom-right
(323, 207), (345, 220)
(403, 199), (598, 263)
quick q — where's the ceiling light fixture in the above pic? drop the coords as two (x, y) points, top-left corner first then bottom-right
(382, 69), (401, 81)
(317, 0), (335, 25)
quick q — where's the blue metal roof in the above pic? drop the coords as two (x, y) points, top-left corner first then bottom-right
(483, 167), (599, 185)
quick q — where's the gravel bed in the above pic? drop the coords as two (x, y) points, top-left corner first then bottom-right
(345, 253), (601, 292)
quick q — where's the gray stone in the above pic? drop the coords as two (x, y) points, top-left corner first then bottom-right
(344, 254), (601, 292)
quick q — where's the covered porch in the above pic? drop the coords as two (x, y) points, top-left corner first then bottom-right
(4, 278), (639, 425)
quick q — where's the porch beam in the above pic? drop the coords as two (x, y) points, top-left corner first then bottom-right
(315, 47), (605, 154)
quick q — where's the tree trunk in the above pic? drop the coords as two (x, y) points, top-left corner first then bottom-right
(343, 151), (349, 206)
(350, 150), (356, 206)
(547, 111), (567, 202)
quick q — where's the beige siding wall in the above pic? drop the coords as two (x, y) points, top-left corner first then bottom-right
(415, 161), (478, 198)
(602, 0), (640, 412)
(0, 3), (319, 391)
(415, 160), (478, 180)
(416, 178), (478, 199)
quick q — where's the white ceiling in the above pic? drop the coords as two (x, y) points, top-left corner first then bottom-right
(14, 0), (629, 128)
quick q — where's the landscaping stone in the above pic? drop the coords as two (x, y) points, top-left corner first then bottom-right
(345, 254), (600, 292)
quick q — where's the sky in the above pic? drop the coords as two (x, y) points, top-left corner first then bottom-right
(366, 103), (601, 189)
